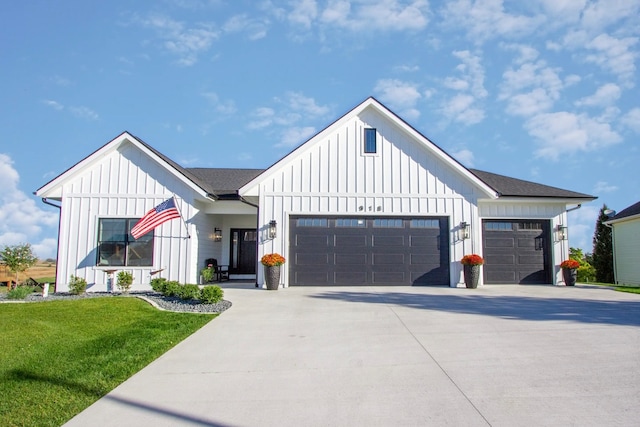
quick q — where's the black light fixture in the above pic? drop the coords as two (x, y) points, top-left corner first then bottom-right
(213, 228), (222, 242)
(268, 220), (277, 239)
(460, 221), (470, 240)
(556, 225), (568, 241)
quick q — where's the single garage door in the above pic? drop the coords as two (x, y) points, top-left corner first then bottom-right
(289, 216), (449, 286)
(482, 220), (552, 284)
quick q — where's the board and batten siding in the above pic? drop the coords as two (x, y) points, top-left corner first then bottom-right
(612, 219), (640, 286)
(478, 201), (570, 285)
(255, 111), (484, 287)
(55, 143), (203, 291)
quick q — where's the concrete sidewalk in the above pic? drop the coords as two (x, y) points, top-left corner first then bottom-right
(65, 285), (640, 426)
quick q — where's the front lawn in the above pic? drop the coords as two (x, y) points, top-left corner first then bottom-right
(584, 282), (640, 294)
(0, 298), (215, 426)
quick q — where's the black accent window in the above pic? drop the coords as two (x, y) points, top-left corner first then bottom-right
(484, 222), (513, 231)
(411, 219), (440, 228)
(297, 218), (328, 227)
(373, 219), (403, 228)
(336, 218), (366, 227)
(364, 128), (377, 153)
(97, 219), (153, 266)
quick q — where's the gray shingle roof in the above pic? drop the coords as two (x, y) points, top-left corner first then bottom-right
(611, 201), (640, 221)
(187, 168), (265, 198)
(469, 169), (596, 199)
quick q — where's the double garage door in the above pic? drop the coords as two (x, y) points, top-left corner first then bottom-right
(289, 216), (449, 286)
(482, 219), (552, 284)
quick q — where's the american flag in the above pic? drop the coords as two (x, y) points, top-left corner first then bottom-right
(131, 197), (181, 239)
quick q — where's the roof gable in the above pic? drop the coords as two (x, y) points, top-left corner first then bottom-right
(240, 97), (498, 198)
(35, 132), (215, 199)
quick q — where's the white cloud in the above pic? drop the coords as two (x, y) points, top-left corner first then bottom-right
(621, 108), (640, 133)
(451, 50), (487, 98)
(138, 14), (219, 66)
(374, 79), (422, 120)
(278, 126), (316, 147)
(393, 64), (420, 73)
(287, 0), (430, 33)
(524, 111), (622, 160)
(500, 43), (539, 65)
(580, 0), (640, 32)
(440, 0), (545, 44)
(439, 50), (486, 125)
(0, 154), (59, 259)
(282, 91), (331, 117)
(441, 94), (485, 125)
(584, 33), (638, 86)
(593, 181), (618, 194)
(504, 88), (554, 117)
(202, 92), (237, 115)
(69, 106), (98, 120)
(42, 99), (63, 111)
(452, 148), (475, 167)
(223, 14), (268, 40)
(574, 83), (621, 107)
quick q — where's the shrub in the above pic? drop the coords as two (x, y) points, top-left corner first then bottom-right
(200, 285), (224, 304)
(162, 281), (182, 297)
(68, 275), (87, 295)
(7, 285), (35, 300)
(201, 266), (215, 283)
(179, 284), (201, 300)
(116, 271), (134, 293)
(461, 254), (484, 265)
(150, 277), (167, 293)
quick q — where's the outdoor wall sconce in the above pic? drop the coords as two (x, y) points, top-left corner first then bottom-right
(459, 221), (471, 240)
(213, 228), (222, 242)
(268, 220), (277, 239)
(556, 225), (568, 241)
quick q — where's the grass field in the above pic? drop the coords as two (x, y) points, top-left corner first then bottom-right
(0, 297), (214, 427)
(1, 261), (57, 287)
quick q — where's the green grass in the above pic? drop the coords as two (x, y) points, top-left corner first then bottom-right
(0, 298), (215, 427)
(584, 282), (640, 294)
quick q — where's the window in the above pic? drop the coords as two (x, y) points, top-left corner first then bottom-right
(373, 218), (403, 228)
(364, 128), (377, 153)
(297, 218), (328, 227)
(411, 219), (440, 228)
(97, 219), (153, 266)
(484, 222), (513, 231)
(336, 218), (366, 227)
(519, 222), (542, 230)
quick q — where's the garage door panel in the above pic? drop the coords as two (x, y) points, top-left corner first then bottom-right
(295, 235), (330, 248)
(334, 253), (367, 265)
(335, 235), (367, 247)
(289, 216), (449, 286)
(295, 253), (329, 265)
(483, 220), (551, 285)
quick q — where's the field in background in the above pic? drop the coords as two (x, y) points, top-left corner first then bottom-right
(0, 261), (57, 285)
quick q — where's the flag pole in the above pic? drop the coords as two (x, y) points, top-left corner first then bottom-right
(172, 195), (191, 239)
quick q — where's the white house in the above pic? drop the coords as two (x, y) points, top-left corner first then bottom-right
(35, 97), (596, 291)
(605, 201), (640, 286)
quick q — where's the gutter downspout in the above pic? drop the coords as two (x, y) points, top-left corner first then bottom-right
(603, 221), (616, 285)
(41, 198), (62, 292)
(239, 195), (260, 288)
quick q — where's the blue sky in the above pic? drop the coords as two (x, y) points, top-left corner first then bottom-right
(1, 0), (638, 260)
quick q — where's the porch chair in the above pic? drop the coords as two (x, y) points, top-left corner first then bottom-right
(204, 258), (229, 282)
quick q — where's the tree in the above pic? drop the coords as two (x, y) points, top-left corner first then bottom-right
(592, 205), (614, 283)
(569, 247), (596, 282)
(0, 243), (38, 288)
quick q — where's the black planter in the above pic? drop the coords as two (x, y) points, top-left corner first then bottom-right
(464, 264), (481, 288)
(562, 268), (577, 286)
(264, 265), (281, 290)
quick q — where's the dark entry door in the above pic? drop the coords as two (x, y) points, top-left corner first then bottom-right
(229, 229), (257, 274)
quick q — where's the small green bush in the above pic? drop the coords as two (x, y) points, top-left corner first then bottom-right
(116, 271), (134, 293)
(150, 277), (167, 293)
(68, 275), (87, 295)
(179, 284), (201, 300)
(7, 286), (35, 300)
(200, 285), (223, 304)
(162, 281), (181, 297)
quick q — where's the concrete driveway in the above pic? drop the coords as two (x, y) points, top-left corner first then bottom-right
(65, 285), (640, 427)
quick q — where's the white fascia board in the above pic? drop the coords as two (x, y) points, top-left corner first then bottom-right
(605, 213), (640, 226)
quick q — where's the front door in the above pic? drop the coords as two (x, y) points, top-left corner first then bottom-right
(229, 229), (257, 274)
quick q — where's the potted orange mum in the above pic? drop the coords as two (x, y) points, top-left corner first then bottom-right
(261, 253), (286, 290)
(560, 259), (579, 286)
(461, 254), (484, 288)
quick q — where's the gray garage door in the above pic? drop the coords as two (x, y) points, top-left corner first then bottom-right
(482, 220), (552, 284)
(289, 216), (449, 286)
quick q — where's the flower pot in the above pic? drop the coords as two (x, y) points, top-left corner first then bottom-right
(562, 268), (577, 286)
(464, 264), (481, 289)
(264, 265), (281, 290)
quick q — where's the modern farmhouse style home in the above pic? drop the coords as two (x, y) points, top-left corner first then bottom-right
(35, 97), (595, 291)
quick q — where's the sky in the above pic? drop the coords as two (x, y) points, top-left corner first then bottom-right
(1, 0), (638, 260)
